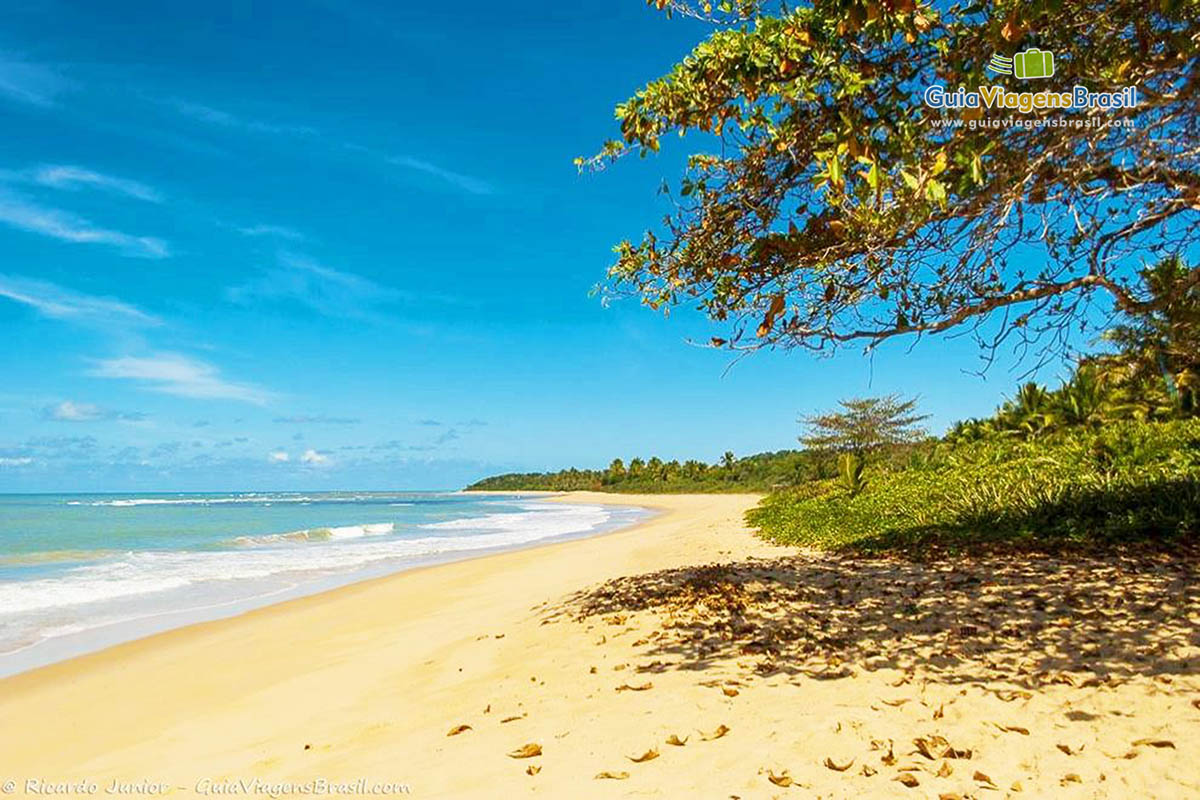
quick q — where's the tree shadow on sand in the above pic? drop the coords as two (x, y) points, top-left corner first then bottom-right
(547, 548), (1200, 690)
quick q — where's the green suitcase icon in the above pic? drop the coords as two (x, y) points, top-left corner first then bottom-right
(1014, 48), (1054, 79)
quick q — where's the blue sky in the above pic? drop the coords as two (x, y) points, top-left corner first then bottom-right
(0, 0), (1072, 492)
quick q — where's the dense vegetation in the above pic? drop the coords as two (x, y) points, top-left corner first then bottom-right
(470, 260), (1199, 553)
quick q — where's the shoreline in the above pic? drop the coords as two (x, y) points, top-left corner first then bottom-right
(3, 491), (1196, 798)
(0, 493), (772, 794)
(0, 494), (653, 679)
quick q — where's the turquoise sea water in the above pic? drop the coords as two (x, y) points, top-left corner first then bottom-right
(0, 492), (647, 676)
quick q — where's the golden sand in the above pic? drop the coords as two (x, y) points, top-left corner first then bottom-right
(1, 492), (1196, 798)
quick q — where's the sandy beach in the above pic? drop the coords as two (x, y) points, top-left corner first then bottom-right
(1, 492), (1197, 798)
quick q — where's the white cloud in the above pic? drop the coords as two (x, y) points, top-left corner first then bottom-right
(31, 165), (162, 203)
(0, 456), (33, 467)
(0, 273), (161, 326)
(300, 448), (330, 465)
(387, 155), (493, 195)
(237, 224), (304, 241)
(0, 55), (71, 107)
(227, 251), (402, 318)
(0, 189), (169, 258)
(267, 450), (290, 463)
(87, 353), (272, 405)
(40, 400), (145, 422)
(171, 100), (317, 136)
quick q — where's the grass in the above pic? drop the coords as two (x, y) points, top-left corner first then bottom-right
(747, 419), (1200, 554)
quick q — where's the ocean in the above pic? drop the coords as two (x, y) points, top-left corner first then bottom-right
(0, 491), (648, 677)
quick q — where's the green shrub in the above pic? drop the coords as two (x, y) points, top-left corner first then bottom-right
(748, 419), (1200, 553)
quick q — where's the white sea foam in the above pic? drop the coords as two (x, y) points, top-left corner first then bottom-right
(71, 495), (346, 507)
(232, 522), (395, 546)
(0, 504), (617, 620)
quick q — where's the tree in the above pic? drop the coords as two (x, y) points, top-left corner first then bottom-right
(720, 450), (737, 470)
(1095, 257), (1200, 416)
(584, 0), (1200, 361)
(800, 395), (929, 453)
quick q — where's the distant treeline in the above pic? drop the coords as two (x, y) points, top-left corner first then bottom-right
(465, 446), (927, 493)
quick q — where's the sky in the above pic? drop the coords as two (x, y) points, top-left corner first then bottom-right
(0, 0), (1076, 492)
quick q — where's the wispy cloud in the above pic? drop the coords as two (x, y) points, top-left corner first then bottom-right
(29, 165), (162, 203)
(435, 428), (460, 446)
(274, 415), (360, 424)
(40, 400), (145, 422)
(267, 450), (290, 463)
(238, 224), (304, 241)
(0, 189), (169, 258)
(227, 251), (402, 318)
(170, 99), (318, 137)
(0, 54), (72, 108)
(417, 419), (442, 427)
(0, 273), (161, 326)
(87, 353), (272, 405)
(168, 97), (492, 197)
(0, 456), (33, 467)
(387, 155), (493, 195)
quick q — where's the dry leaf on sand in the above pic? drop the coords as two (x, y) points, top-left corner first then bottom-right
(446, 724), (472, 737)
(595, 771), (629, 780)
(894, 773), (920, 788)
(722, 686), (740, 697)
(767, 770), (793, 787)
(1132, 738), (1176, 749)
(508, 743), (542, 759)
(973, 770), (996, 786)
(824, 757), (854, 772)
(525, 765), (540, 776)
(700, 724), (731, 741)
(616, 682), (654, 692)
(628, 749), (659, 763)
(666, 734), (688, 746)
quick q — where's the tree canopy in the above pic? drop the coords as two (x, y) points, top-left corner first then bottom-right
(800, 394), (930, 452)
(586, 0), (1200, 361)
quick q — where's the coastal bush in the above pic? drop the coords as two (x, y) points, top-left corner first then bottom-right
(748, 419), (1200, 553)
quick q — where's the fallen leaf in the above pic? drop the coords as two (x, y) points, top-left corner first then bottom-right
(629, 748), (659, 763)
(525, 765), (540, 776)
(824, 757), (854, 772)
(666, 734), (688, 746)
(939, 794), (963, 800)
(767, 770), (793, 787)
(936, 761), (953, 778)
(701, 724), (731, 741)
(861, 764), (877, 777)
(993, 689), (1032, 702)
(594, 771), (629, 780)
(894, 773), (920, 788)
(1192, 699), (1200, 710)
(1061, 773), (1082, 785)
(882, 742), (897, 766)
(933, 703), (944, 720)
(447, 724), (472, 737)
(882, 698), (910, 707)
(1057, 744), (1076, 756)
(500, 714), (526, 724)
(973, 770), (996, 786)
(994, 723), (1030, 735)
(1011, 780), (1024, 792)
(1132, 738), (1176, 749)
(722, 686), (740, 697)
(616, 682), (654, 692)
(508, 743), (542, 759)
